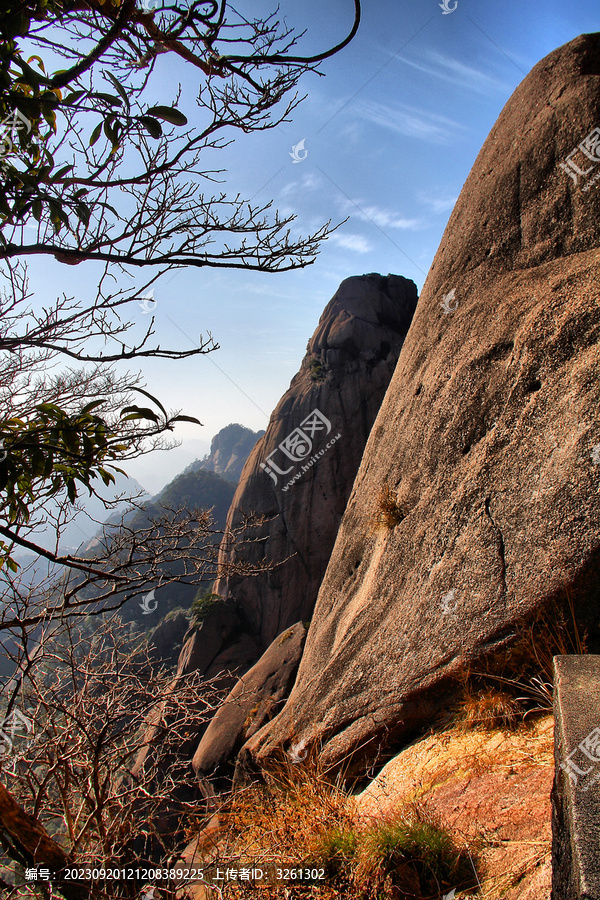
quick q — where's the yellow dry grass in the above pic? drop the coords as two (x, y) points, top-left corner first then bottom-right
(178, 714), (553, 899)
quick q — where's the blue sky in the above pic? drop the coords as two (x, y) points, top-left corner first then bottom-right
(25, 0), (600, 493)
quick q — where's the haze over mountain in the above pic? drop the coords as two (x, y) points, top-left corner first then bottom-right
(183, 424), (265, 484)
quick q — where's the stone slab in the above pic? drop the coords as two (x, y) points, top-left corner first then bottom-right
(552, 655), (600, 900)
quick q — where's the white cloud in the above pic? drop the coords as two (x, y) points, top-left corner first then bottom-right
(329, 232), (373, 254)
(354, 99), (465, 145)
(337, 197), (423, 230)
(395, 49), (513, 95)
(417, 192), (458, 215)
(358, 205), (421, 230)
(280, 171), (323, 197)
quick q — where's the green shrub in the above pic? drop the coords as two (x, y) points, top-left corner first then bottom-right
(358, 815), (474, 898)
(189, 591), (224, 624)
(312, 825), (358, 878)
(309, 358), (329, 383)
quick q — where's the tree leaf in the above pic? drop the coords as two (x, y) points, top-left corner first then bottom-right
(92, 92), (123, 107)
(89, 122), (102, 147)
(80, 400), (106, 415)
(129, 386), (167, 419)
(76, 202), (91, 226)
(53, 164), (74, 179)
(105, 72), (130, 111)
(138, 116), (162, 139)
(146, 105), (188, 126)
(120, 406), (159, 423)
(171, 415), (202, 425)
(103, 119), (116, 144)
(63, 90), (86, 105)
(27, 55), (46, 74)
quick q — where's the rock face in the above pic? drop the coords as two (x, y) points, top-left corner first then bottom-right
(192, 622), (307, 782)
(177, 274), (418, 676)
(357, 716), (553, 900)
(240, 34), (600, 777)
(147, 609), (190, 665)
(185, 424), (265, 484)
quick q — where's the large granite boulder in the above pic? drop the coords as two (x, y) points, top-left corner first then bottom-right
(192, 622), (307, 782)
(178, 274), (417, 674)
(239, 33), (600, 778)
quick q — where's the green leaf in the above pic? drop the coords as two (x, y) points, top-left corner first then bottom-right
(36, 402), (63, 415)
(105, 72), (130, 111)
(120, 406), (159, 423)
(80, 400), (106, 415)
(53, 165), (73, 180)
(146, 105), (188, 126)
(103, 119), (116, 144)
(42, 107), (57, 131)
(89, 121), (102, 147)
(138, 116), (162, 139)
(40, 91), (60, 107)
(14, 57), (50, 87)
(76, 202), (91, 226)
(171, 415), (202, 425)
(27, 56), (46, 74)
(98, 469), (116, 487)
(129, 386), (167, 419)
(93, 92), (123, 107)
(63, 90), (86, 105)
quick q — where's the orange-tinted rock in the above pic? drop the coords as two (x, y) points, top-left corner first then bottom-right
(242, 33), (600, 776)
(177, 274), (417, 676)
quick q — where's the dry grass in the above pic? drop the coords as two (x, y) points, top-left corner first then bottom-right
(447, 587), (586, 734)
(186, 749), (478, 900)
(357, 715), (554, 900)
(370, 484), (405, 530)
(487, 586), (585, 681)
(178, 715), (554, 900)
(204, 749), (353, 898)
(179, 593), (583, 899)
(453, 686), (523, 731)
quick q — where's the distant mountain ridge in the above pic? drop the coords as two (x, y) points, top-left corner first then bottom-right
(88, 425), (262, 644)
(183, 424), (265, 484)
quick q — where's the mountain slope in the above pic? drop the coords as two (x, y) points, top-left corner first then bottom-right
(184, 424), (265, 484)
(175, 273), (418, 686)
(241, 32), (600, 777)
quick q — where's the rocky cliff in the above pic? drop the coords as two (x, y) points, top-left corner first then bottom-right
(184, 424), (265, 484)
(239, 33), (600, 778)
(176, 274), (417, 679)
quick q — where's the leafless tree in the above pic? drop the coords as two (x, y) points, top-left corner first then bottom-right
(0, 5), (361, 892)
(0, 614), (234, 898)
(0, 0), (360, 627)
